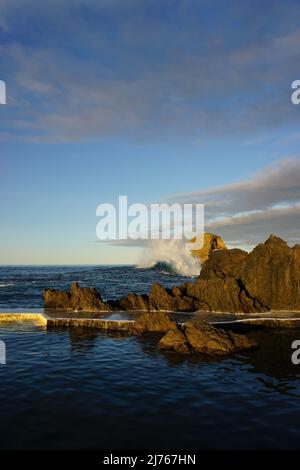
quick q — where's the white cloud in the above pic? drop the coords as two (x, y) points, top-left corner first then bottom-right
(165, 158), (300, 248)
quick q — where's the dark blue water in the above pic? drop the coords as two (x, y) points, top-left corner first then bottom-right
(0, 266), (300, 449)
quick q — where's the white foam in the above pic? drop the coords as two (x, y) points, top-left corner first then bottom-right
(138, 239), (201, 276)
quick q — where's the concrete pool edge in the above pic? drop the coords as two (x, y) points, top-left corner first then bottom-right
(1, 311), (300, 330)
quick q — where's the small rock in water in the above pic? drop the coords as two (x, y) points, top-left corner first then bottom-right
(159, 320), (258, 356)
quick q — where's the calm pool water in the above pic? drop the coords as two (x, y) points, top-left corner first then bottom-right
(0, 322), (300, 449)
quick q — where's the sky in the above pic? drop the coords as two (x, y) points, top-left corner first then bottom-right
(0, 0), (300, 264)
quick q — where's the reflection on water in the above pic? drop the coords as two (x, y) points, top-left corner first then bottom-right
(0, 323), (300, 450)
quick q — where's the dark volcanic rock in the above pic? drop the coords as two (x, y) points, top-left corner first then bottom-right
(199, 248), (248, 280)
(159, 328), (190, 354)
(44, 282), (110, 312)
(148, 283), (173, 310)
(116, 293), (149, 311)
(190, 232), (227, 264)
(43, 289), (71, 310)
(183, 319), (257, 355)
(185, 278), (242, 313)
(115, 234), (300, 313)
(130, 312), (177, 334)
(160, 320), (258, 355)
(240, 234), (300, 311)
(44, 235), (300, 315)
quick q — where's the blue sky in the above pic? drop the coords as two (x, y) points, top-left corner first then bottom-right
(0, 0), (300, 264)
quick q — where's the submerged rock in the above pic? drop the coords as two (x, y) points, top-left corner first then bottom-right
(130, 312), (177, 334)
(240, 234), (300, 311)
(159, 328), (190, 354)
(160, 320), (258, 356)
(44, 282), (110, 312)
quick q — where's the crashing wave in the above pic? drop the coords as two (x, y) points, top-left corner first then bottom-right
(138, 239), (201, 276)
(150, 261), (179, 275)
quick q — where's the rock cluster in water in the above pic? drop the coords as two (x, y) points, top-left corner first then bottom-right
(127, 312), (257, 355)
(190, 231), (227, 264)
(44, 235), (300, 314)
(114, 234), (300, 313)
(158, 317), (257, 355)
(44, 281), (110, 312)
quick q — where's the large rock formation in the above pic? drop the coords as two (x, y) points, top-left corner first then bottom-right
(190, 232), (227, 264)
(43, 235), (300, 314)
(199, 248), (248, 280)
(159, 319), (258, 355)
(129, 312), (258, 356)
(130, 312), (177, 334)
(159, 328), (190, 354)
(44, 282), (110, 312)
(114, 235), (300, 313)
(240, 235), (300, 311)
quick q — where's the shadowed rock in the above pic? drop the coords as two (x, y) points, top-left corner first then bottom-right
(44, 282), (110, 312)
(199, 248), (248, 280)
(240, 234), (300, 311)
(44, 235), (300, 314)
(159, 329), (190, 353)
(130, 312), (177, 334)
(160, 320), (258, 355)
(113, 234), (300, 313)
(116, 293), (149, 311)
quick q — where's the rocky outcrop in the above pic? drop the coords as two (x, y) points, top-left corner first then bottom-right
(240, 235), (300, 311)
(190, 232), (227, 264)
(159, 319), (258, 355)
(114, 283), (196, 312)
(43, 235), (300, 314)
(44, 282), (110, 312)
(114, 235), (300, 313)
(159, 329), (190, 354)
(130, 312), (177, 334)
(114, 277), (267, 314)
(199, 248), (248, 280)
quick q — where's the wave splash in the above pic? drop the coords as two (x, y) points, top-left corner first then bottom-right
(138, 240), (201, 276)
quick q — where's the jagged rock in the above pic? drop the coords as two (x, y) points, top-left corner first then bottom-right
(159, 328), (190, 353)
(183, 319), (257, 355)
(186, 276), (268, 313)
(43, 289), (71, 310)
(159, 320), (257, 355)
(199, 248), (248, 280)
(44, 282), (110, 312)
(190, 232), (227, 264)
(240, 234), (300, 310)
(116, 293), (149, 311)
(148, 283), (173, 310)
(44, 235), (300, 315)
(130, 312), (177, 334)
(115, 283), (195, 312)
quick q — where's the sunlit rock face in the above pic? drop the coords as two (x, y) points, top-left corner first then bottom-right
(43, 235), (300, 314)
(112, 235), (300, 314)
(240, 234), (300, 311)
(190, 232), (227, 264)
(159, 319), (258, 355)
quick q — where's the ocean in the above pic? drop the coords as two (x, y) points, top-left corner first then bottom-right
(0, 265), (300, 449)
